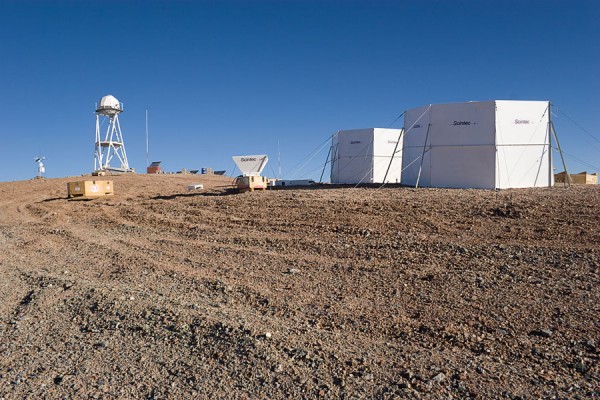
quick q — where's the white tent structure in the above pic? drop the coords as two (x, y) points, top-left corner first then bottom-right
(402, 100), (555, 189)
(330, 128), (403, 184)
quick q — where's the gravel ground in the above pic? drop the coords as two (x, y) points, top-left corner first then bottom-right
(0, 174), (598, 399)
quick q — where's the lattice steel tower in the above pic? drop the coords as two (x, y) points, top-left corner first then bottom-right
(94, 95), (133, 173)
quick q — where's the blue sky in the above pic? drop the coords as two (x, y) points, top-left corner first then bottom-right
(0, 0), (598, 182)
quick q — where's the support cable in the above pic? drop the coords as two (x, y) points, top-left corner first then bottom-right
(285, 133), (335, 179)
(553, 105), (600, 146)
(288, 139), (332, 180)
(386, 111), (405, 128)
(557, 148), (599, 171)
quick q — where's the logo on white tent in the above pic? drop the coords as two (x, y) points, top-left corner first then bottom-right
(514, 119), (531, 124)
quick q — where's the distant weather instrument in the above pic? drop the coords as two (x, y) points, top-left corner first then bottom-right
(34, 156), (46, 178)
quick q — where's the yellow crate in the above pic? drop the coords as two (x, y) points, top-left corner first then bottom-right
(67, 180), (114, 198)
(235, 176), (268, 192)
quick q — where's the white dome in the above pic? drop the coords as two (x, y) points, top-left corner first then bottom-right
(97, 95), (122, 113)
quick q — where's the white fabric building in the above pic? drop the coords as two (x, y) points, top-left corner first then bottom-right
(330, 128), (403, 184)
(402, 100), (553, 189)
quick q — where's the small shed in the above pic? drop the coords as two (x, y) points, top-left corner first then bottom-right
(555, 171), (598, 185)
(147, 161), (162, 174)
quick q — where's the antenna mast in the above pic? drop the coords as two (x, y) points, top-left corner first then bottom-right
(146, 109), (149, 168)
(278, 140), (281, 178)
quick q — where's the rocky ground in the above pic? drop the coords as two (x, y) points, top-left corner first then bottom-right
(0, 174), (598, 399)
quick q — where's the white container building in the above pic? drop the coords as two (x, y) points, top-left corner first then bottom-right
(330, 128), (403, 184)
(402, 100), (553, 189)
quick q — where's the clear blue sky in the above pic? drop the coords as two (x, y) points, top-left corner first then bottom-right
(0, 0), (598, 182)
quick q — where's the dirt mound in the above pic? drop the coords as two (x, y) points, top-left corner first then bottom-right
(1, 174), (598, 398)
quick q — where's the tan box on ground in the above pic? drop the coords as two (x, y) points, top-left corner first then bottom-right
(67, 180), (114, 198)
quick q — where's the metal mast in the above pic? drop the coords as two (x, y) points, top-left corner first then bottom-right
(146, 109), (149, 168)
(548, 102), (571, 187)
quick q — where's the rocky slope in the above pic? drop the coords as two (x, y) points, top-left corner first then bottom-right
(0, 174), (598, 399)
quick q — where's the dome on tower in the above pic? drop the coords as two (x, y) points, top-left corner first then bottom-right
(96, 95), (122, 114)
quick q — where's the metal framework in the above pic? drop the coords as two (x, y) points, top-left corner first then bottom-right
(94, 100), (133, 173)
